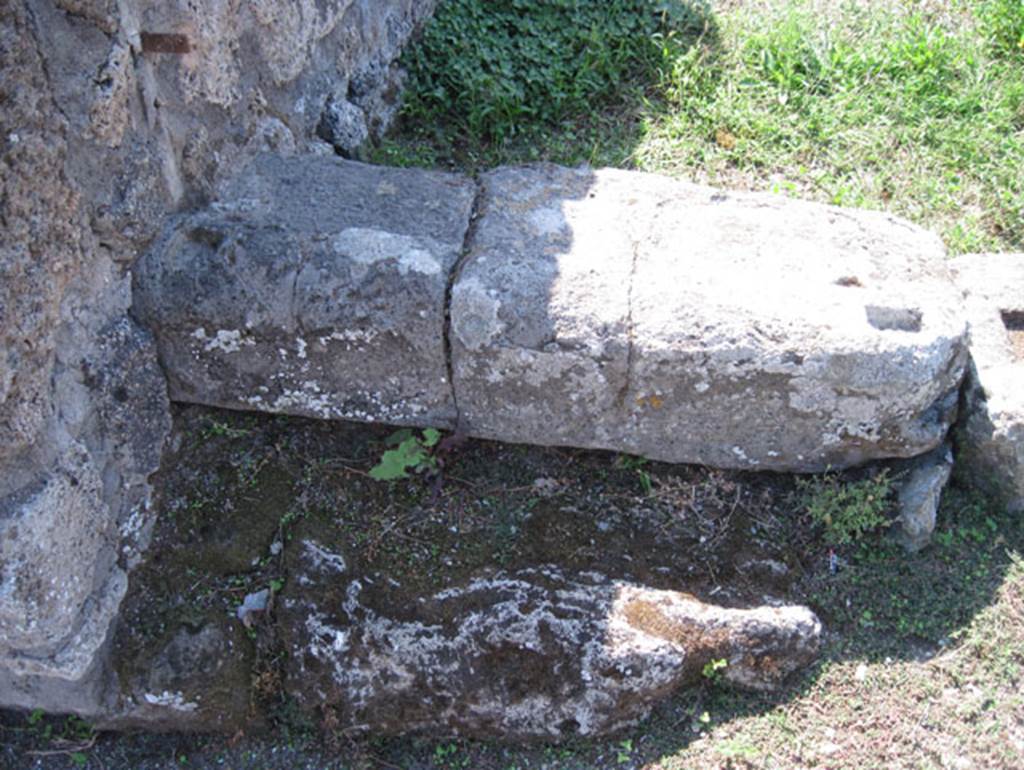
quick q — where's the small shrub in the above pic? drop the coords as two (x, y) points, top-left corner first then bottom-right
(797, 470), (894, 546)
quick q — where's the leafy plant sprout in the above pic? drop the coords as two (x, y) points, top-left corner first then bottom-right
(796, 469), (894, 546)
(369, 428), (442, 481)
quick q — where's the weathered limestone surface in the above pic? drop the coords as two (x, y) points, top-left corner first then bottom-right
(1, 0), (436, 715)
(147, 161), (968, 474)
(453, 165), (969, 472)
(450, 166), (635, 450)
(1, 1), (172, 715)
(951, 254), (1024, 512)
(134, 153), (476, 426)
(279, 540), (821, 740)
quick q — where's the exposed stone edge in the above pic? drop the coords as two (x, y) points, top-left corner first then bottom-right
(442, 176), (486, 429)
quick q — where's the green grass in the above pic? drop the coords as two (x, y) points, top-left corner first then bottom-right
(377, 0), (1024, 254)
(399, 0), (708, 144)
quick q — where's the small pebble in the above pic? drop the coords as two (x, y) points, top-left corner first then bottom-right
(236, 589), (270, 627)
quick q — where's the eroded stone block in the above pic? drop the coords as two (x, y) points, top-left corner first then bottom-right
(279, 539), (821, 740)
(134, 153), (477, 427)
(951, 253), (1024, 511)
(452, 165), (968, 472)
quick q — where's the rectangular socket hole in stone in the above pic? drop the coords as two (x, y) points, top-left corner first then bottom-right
(865, 305), (922, 333)
(1001, 310), (1024, 362)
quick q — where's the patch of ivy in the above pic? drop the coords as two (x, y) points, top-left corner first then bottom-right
(369, 428), (441, 480)
(400, 0), (710, 142)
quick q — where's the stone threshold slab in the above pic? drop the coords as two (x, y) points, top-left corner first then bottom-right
(134, 154), (969, 473)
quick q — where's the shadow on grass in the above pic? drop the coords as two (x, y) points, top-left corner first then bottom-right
(370, 0), (723, 175)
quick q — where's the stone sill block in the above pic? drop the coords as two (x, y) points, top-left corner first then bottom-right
(134, 153), (970, 475)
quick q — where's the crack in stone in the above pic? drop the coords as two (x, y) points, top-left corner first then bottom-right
(291, 241), (308, 338)
(615, 238), (640, 413)
(441, 176), (487, 432)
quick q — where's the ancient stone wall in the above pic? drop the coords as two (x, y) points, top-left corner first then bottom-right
(1, 0), (436, 715)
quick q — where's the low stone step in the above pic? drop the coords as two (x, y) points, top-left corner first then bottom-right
(133, 153), (477, 427)
(453, 164), (968, 471)
(134, 155), (969, 473)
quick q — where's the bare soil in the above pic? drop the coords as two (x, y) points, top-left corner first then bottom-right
(3, 404), (1021, 770)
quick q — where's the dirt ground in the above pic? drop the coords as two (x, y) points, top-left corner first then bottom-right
(4, 404), (1021, 769)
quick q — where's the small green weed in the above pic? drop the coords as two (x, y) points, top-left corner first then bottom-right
(616, 454), (655, 495)
(433, 740), (471, 769)
(797, 470), (893, 546)
(24, 710), (94, 744)
(702, 657), (728, 682)
(16, 711), (96, 766)
(199, 418), (250, 441)
(616, 738), (635, 764)
(369, 428), (441, 481)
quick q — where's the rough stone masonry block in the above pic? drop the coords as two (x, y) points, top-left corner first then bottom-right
(134, 153), (477, 426)
(950, 253), (1024, 511)
(452, 165), (968, 472)
(450, 165), (635, 449)
(279, 541), (821, 740)
(0, 316), (170, 714)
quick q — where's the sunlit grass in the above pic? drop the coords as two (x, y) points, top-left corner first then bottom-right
(638, 0), (1024, 254)
(378, 0), (1024, 254)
